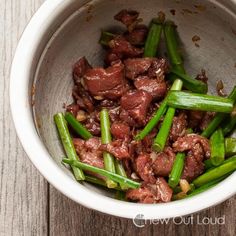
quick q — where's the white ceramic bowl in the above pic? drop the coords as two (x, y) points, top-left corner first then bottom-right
(10, 0), (236, 219)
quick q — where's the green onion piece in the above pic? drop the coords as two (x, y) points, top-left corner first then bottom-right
(210, 128), (225, 166)
(114, 160), (129, 190)
(202, 86), (236, 138)
(204, 159), (213, 170)
(99, 31), (115, 46)
(187, 173), (232, 198)
(54, 113), (85, 180)
(64, 112), (93, 140)
(84, 175), (122, 190)
(115, 191), (127, 201)
(100, 109), (117, 188)
(152, 79), (183, 151)
(164, 21), (183, 67)
(222, 113), (236, 136)
(144, 17), (164, 57)
(135, 99), (167, 140)
(62, 159), (141, 189)
(167, 91), (234, 113)
(225, 138), (236, 157)
(192, 156), (236, 187)
(168, 153), (186, 188)
(169, 69), (208, 94)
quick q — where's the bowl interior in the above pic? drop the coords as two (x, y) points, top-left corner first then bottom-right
(33, 0), (236, 198)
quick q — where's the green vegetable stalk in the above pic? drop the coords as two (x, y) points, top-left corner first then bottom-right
(54, 113), (85, 180)
(210, 128), (225, 166)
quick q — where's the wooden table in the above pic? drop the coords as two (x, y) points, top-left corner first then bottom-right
(0, 1), (235, 235)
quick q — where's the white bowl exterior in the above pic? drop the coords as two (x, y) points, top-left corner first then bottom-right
(10, 0), (236, 219)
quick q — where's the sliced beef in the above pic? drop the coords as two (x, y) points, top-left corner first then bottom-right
(169, 112), (188, 142)
(135, 154), (156, 183)
(84, 61), (128, 100)
(152, 147), (176, 177)
(199, 112), (215, 131)
(182, 152), (205, 182)
(72, 85), (95, 113)
(173, 134), (210, 158)
(125, 25), (148, 45)
(188, 111), (204, 129)
(114, 9), (139, 27)
(66, 103), (80, 117)
(126, 178), (173, 203)
(73, 137), (104, 168)
(111, 122), (130, 139)
(100, 139), (130, 160)
(148, 58), (169, 79)
(134, 76), (167, 100)
(142, 130), (157, 153)
(120, 90), (152, 125)
(84, 111), (101, 136)
(124, 58), (153, 80)
(108, 36), (143, 60)
(73, 57), (92, 83)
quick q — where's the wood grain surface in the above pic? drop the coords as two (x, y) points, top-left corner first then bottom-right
(0, 1), (235, 235)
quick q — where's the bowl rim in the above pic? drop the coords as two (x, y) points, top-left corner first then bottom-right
(10, 0), (236, 220)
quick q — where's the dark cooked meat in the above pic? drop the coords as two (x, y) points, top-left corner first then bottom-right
(124, 58), (153, 79)
(111, 122), (130, 139)
(114, 9), (139, 27)
(84, 112), (101, 136)
(108, 36), (143, 60)
(142, 130), (157, 153)
(72, 85), (95, 113)
(148, 58), (169, 79)
(135, 154), (156, 183)
(169, 112), (188, 142)
(84, 61), (128, 100)
(125, 25), (148, 45)
(66, 103), (80, 117)
(100, 139), (130, 160)
(120, 90), (152, 125)
(152, 147), (176, 177)
(182, 152), (205, 182)
(73, 57), (92, 83)
(73, 137), (104, 168)
(199, 112), (215, 131)
(173, 134), (210, 158)
(188, 110), (204, 129)
(134, 76), (167, 100)
(126, 178), (173, 203)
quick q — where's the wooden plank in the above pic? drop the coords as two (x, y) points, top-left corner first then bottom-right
(0, 1), (48, 236)
(50, 184), (236, 236)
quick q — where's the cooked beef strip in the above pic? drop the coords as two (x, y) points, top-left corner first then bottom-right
(111, 122), (130, 139)
(124, 58), (153, 79)
(66, 103), (80, 117)
(100, 139), (130, 160)
(108, 36), (143, 60)
(73, 57), (92, 84)
(84, 61), (128, 100)
(188, 110), (204, 129)
(73, 137), (104, 168)
(199, 112), (215, 131)
(173, 134), (210, 158)
(114, 9), (139, 27)
(169, 112), (188, 142)
(126, 178), (173, 203)
(135, 154), (156, 183)
(120, 90), (152, 126)
(134, 76), (167, 100)
(152, 147), (176, 177)
(125, 25), (148, 45)
(148, 58), (169, 79)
